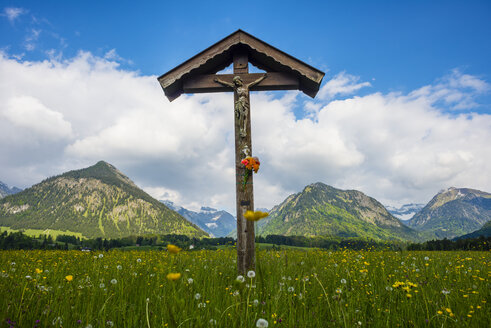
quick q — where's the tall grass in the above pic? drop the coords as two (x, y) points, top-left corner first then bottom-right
(0, 249), (489, 327)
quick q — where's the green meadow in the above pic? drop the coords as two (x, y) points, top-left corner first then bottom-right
(0, 249), (489, 327)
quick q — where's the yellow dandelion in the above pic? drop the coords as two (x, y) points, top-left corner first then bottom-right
(166, 272), (181, 281)
(35, 268), (43, 274)
(244, 210), (269, 222)
(167, 244), (181, 254)
(65, 275), (73, 282)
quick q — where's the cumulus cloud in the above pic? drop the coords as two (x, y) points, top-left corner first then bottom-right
(317, 71), (371, 100)
(0, 51), (490, 214)
(2, 96), (72, 139)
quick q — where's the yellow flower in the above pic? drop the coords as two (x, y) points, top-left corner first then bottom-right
(166, 272), (181, 281)
(65, 275), (73, 282)
(406, 293), (412, 298)
(35, 268), (43, 274)
(167, 244), (181, 254)
(244, 210), (269, 222)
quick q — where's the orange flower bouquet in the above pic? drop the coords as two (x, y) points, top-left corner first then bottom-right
(241, 156), (260, 189)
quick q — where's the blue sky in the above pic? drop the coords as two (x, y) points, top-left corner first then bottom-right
(2, 0), (490, 109)
(1, 0), (490, 215)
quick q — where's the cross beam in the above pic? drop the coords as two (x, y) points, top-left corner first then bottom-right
(157, 30), (324, 274)
(182, 72), (299, 94)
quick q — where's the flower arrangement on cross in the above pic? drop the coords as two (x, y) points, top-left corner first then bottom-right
(241, 156), (260, 189)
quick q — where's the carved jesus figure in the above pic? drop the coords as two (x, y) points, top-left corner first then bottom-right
(214, 74), (267, 137)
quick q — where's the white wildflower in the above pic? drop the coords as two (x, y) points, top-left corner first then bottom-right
(256, 318), (269, 327)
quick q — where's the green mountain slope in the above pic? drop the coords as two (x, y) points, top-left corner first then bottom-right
(0, 161), (207, 239)
(406, 187), (491, 239)
(454, 221), (491, 240)
(258, 182), (419, 241)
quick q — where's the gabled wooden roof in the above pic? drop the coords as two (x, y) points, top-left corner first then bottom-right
(158, 29), (325, 101)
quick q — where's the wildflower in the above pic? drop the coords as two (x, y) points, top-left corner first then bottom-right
(198, 302), (206, 308)
(106, 321), (114, 327)
(288, 286), (295, 293)
(233, 290), (240, 296)
(35, 268), (43, 274)
(26, 275), (32, 279)
(424, 256), (429, 261)
(256, 318), (269, 327)
(110, 279), (117, 285)
(167, 244), (181, 254)
(99, 283), (105, 288)
(98, 254), (103, 258)
(406, 293), (412, 298)
(236, 275), (245, 283)
(340, 278), (347, 284)
(136, 258), (142, 263)
(116, 265), (122, 270)
(441, 289), (450, 295)
(247, 270), (256, 278)
(187, 278), (194, 284)
(244, 210), (269, 222)
(195, 293), (201, 300)
(209, 319), (217, 325)
(65, 275), (73, 282)
(336, 288), (342, 294)
(253, 299), (259, 306)
(189, 244), (195, 250)
(166, 273), (181, 281)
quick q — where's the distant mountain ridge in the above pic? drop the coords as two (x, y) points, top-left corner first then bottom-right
(0, 161), (207, 239)
(0, 181), (22, 199)
(385, 203), (424, 221)
(162, 200), (236, 237)
(407, 187), (491, 239)
(258, 182), (419, 241)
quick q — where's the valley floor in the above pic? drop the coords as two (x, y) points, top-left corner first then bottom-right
(0, 249), (489, 327)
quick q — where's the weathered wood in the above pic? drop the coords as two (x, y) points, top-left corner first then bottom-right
(232, 51), (256, 274)
(182, 72), (299, 94)
(157, 30), (324, 275)
(157, 29), (325, 102)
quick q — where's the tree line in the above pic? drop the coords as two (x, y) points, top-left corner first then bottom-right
(0, 230), (489, 251)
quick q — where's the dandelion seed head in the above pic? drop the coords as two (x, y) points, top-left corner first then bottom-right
(256, 318), (269, 327)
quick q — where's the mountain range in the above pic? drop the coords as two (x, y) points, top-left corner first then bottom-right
(257, 182), (420, 241)
(2, 162), (489, 242)
(406, 187), (491, 239)
(0, 181), (22, 199)
(162, 201), (236, 237)
(385, 203), (425, 221)
(0, 161), (207, 239)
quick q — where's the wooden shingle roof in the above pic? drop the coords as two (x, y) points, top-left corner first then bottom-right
(158, 30), (325, 101)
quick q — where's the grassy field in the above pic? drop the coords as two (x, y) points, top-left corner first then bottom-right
(0, 248), (489, 327)
(0, 226), (85, 239)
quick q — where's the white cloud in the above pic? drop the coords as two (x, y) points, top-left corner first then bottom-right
(0, 51), (490, 214)
(3, 7), (25, 23)
(2, 95), (72, 139)
(317, 71), (371, 100)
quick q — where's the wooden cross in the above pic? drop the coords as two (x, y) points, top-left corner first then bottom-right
(157, 30), (324, 274)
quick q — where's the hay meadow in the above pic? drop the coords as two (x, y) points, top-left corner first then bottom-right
(0, 248), (489, 327)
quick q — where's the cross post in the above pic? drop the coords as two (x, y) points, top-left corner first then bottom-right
(157, 30), (324, 274)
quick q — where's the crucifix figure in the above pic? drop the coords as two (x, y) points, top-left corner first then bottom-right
(214, 74), (267, 138)
(157, 30), (324, 274)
